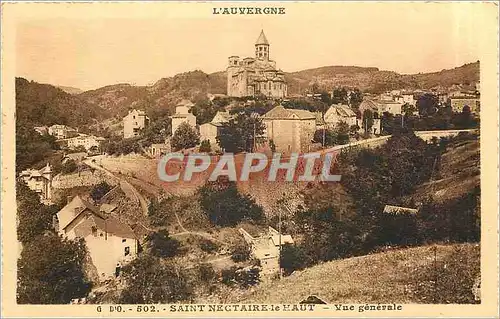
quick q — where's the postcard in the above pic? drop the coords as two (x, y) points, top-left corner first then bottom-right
(1, 1), (498, 318)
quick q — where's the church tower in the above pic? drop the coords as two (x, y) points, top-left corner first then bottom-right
(255, 30), (270, 61)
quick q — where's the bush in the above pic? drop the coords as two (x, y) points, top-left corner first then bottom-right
(231, 243), (251, 263)
(200, 179), (264, 227)
(199, 140), (211, 153)
(280, 243), (310, 276)
(171, 122), (200, 151)
(90, 181), (112, 202)
(60, 159), (78, 174)
(145, 229), (180, 258)
(220, 266), (260, 289)
(199, 239), (218, 253)
(197, 263), (216, 283)
(119, 255), (192, 303)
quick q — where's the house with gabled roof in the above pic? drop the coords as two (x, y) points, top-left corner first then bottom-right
(56, 195), (139, 281)
(262, 105), (316, 153)
(323, 104), (357, 128)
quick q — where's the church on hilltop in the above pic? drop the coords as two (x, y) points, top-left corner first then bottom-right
(227, 30), (287, 98)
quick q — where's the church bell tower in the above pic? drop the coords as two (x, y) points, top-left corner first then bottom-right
(255, 30), (270, 61)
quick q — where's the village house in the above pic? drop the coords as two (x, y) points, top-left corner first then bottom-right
(239, 226), (294, 275)
(262, 105), (316, 153)
(19, 163), (53, 203)
(450, 96), (480, 114)
(359, 98), (403, 116)
(48, 124), (78, 139)
(199, 111), (232, 149)
(56, 195), (139, 281)
(123, 109), (149, 139)
(227, 30), (287, 98)
(170, 100), (196, 136)
(323, 104), (357, 128)
(149, 139), (171, 158)
(34, 126), (49, 135)
(66, 134), (105, 151)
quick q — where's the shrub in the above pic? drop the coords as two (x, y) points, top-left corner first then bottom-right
(199, 140), (211, 153)
(197, 263), (216, 283)
(199, 239), (218, 253)
(145, 229), (180, 258)
(90, 181), (112, 202)
(231, 243), (251, 263)
(280, 243), (310, 276)
(200, 179), (264, 227)
(60, 159), (78, 174)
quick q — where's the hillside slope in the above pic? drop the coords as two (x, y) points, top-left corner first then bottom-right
(230, 243), (479, 304)
(410, 136), (479, 204)
(16, 77), (108, 128)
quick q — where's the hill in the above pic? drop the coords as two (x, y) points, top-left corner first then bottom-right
(284, 61), (479, 94)
(78, 70), (227, 119)
(56, 85), (84, 95)
(15, 77), (108, 128)
(409, 134), (479, 204)
(72, 62), (478, 120)
(229, 243), (479, 304)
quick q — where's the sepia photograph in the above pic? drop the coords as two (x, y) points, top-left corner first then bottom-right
(1, 1), (499, 318)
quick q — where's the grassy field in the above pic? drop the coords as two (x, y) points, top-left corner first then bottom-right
(230, 243), (480, 304)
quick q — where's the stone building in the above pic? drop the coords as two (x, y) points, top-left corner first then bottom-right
(199, 111), (232, 150)
(450, 97), (480, 114)
(239, 226), (294, 275)
(170, 100), (196, 136)
(227, 30), (287, 98)
(262, 105), (316, 153)
(123, 109), (149, 139)
(323, 104), (357, 128)
(66, 134), (105, 151)
(48, 124), (78, 140)
(19, 163), (53, 204)
(56, 195), (139, 282)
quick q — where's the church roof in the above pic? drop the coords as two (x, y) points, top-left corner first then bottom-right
(255, 30), (269, 45)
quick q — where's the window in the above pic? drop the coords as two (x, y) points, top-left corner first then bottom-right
(264, 47), (267, 51)
(124, 246), (130, 256)
(133, 116), (135, 119)
(122, 239), (126, 243)
(91, 226), (97, 237)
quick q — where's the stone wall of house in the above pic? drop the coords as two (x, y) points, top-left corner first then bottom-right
(52, 170), (118, 189)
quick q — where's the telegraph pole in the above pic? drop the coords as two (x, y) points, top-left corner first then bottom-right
(278, 206), (282, 279)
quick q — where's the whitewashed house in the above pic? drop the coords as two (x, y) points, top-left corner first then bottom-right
(56, 196), (139, 281)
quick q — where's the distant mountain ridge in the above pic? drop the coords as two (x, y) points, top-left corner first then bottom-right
(18, 61), (479, 128)
(56, 85), (84, 95)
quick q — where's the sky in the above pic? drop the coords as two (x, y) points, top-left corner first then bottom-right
(14, 2), (487, 91)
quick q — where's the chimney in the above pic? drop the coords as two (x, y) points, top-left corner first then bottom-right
(67, 196), (73, 205)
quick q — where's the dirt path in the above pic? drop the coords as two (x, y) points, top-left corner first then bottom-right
(84, 158), (149, 216)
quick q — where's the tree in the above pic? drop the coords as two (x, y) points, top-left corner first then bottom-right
(199, 139), (211, 153)
(313, 129), (336, 147)
(230, 242), (251, 262)
(61, 159), (77, 174)
(199, 179), (264, 227)
(216, 112), (265, 153)
(402, 103), (417, 117)
(17, 182), (55, 244)
(331, 88), (348, 105)
(145, 229), (180, 258)
(349, 89), (363, 109)
(269, 139), (277, 152)
(362, 109), (375, 134)
(417, 93), (439, 116)
(334, 121), (350, 145)
(171, 122), (200, 151)
(280, 244), (309, 276)
(90, 181), (112, 202)
(17, 234), (91, 304)
(119, 255), (192, 303)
